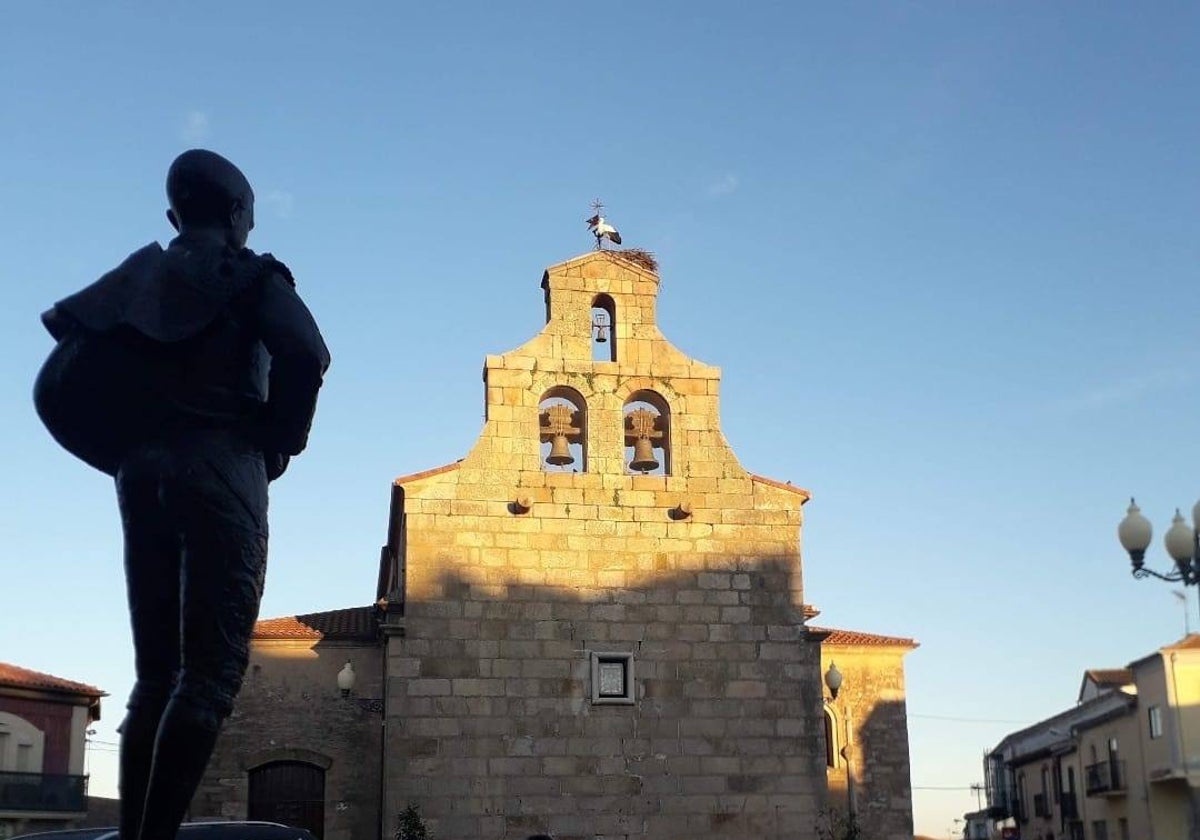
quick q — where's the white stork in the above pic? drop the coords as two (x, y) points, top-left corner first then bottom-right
(586, 214), (622, 248)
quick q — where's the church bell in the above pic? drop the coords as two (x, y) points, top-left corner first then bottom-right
(629, 437), (659, 472)
(546, 434), (575, 466)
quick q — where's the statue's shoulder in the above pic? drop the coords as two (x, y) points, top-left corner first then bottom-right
(93, 242), (165, 286)
(256, 252), (296, 288)
(129, 241), (166, 263)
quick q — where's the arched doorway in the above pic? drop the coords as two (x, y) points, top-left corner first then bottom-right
(247, 760), (325, 838)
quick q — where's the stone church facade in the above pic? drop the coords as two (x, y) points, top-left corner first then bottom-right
(196, 250), (917, 840)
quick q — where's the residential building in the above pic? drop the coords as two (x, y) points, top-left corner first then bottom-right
(979, 635), (1200, 840)
(963, 807), (999, 839)
(0, 663), (103, 839)
(198, 248), (920, 840)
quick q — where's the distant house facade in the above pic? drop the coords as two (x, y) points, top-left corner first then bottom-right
(0, 663), (103, 838)
(199, 250), (919, 840)
(980, 635), (1200, 840)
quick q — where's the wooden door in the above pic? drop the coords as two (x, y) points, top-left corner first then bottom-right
(247, 760), (325, 839)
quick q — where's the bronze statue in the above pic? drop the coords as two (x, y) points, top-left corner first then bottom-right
(34, 149), (330, 840)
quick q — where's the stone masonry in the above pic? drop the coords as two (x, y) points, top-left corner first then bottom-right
(376, 251), (827, 839)
(196, 249), (920, 840)
(819, 632), (918, 840)
(194, 610), (384, 840)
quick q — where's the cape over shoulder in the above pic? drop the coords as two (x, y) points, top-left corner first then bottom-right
(258, 252), (296, 288)
(43, 242), (280, 344)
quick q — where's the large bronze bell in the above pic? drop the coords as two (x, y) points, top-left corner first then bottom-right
(546, 433), (575, 466)
(629, 436), (659, 472)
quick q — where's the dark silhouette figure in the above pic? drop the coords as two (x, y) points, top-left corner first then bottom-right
(34, 149), (330, 840)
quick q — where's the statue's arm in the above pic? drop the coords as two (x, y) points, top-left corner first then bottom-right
(256, 270), (331, 458)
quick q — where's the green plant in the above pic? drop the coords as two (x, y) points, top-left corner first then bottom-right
(395, 804), (429, 840)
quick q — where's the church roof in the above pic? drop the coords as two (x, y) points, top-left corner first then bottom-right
(252, 609), (914, 651)
(253, 606), (380, 642)
(749, 473), (811, 501)
(0, 662), (104, 697)
(393, 461), (460, 486)
(543, 249), (661, 281)
(812, 627), (919, 649)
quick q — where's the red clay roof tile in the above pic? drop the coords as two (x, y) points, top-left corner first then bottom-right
(811, 627), (919, 649)
(0, 663), (104, 697)
(254, 606), (379, 642)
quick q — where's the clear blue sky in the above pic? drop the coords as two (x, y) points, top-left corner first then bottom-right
(2, 3), (1198, 836)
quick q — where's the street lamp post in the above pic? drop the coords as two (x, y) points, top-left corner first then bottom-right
(1118, 498), (1200, 623)
(824, 662), (857, 828)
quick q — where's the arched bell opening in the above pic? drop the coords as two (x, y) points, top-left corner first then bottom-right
(539, 387), (587, 472)
(623, 390), (670, 475)
(591, 294), (617, 362)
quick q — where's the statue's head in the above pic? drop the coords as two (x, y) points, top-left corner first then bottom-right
(165, 149), (255, 249)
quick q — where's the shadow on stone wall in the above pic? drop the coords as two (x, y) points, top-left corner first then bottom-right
(196, 549), (845, 840)
(822, 699), (912, 840)
(855, 699), (913, 840)
(384, 552), (828, 840)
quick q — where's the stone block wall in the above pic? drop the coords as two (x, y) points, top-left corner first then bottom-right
(820, 645), (915, 840)
(380, 252), (826, 839)
(194, 640), (383, 840)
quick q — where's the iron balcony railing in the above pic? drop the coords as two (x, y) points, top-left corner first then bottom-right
(1085, 760), (1127, 796)
(1060, 791), (1079, 820)
(1009, 797), (1027, 823)
(0, 771), (88, 813)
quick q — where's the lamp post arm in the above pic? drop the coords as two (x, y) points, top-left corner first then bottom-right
(1132, 566), (1187, 584)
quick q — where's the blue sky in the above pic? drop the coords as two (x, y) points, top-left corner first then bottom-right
(2, 3), (1198, 835)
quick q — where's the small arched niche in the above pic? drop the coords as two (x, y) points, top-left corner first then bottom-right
(539, 387), (587, 472)
(623, 390), (670, 475)
(823, 706), (839, 768)
(591, 294), (616, 362)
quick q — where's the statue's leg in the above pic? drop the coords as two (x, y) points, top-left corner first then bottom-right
(116, 453), (182, 840)
(137, 448), (267, 840)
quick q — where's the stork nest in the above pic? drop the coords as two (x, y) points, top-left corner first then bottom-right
(607, 247), (659, 274)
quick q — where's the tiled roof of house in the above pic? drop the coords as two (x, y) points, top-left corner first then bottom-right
(811, 627), (919, 649)
(253, 606), (380, 642)
(1163, 633), (1200, 652)
(0, 663), (104, 697)
(1084, 668), (1133, 687)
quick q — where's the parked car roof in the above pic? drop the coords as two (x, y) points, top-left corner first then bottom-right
(12, 821), (318, 840)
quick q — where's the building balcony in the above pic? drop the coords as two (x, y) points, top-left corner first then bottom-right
(1033, 792), (1051, 818)
(1085, 760), (1127, 796)
(1060, 792), (1079, 820)
(0, 771), (89, 813)
(1009, 797), (1027, 823)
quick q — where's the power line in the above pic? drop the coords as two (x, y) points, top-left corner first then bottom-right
(910, 713), (1028, 724)
(912, 785), (980, 791)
